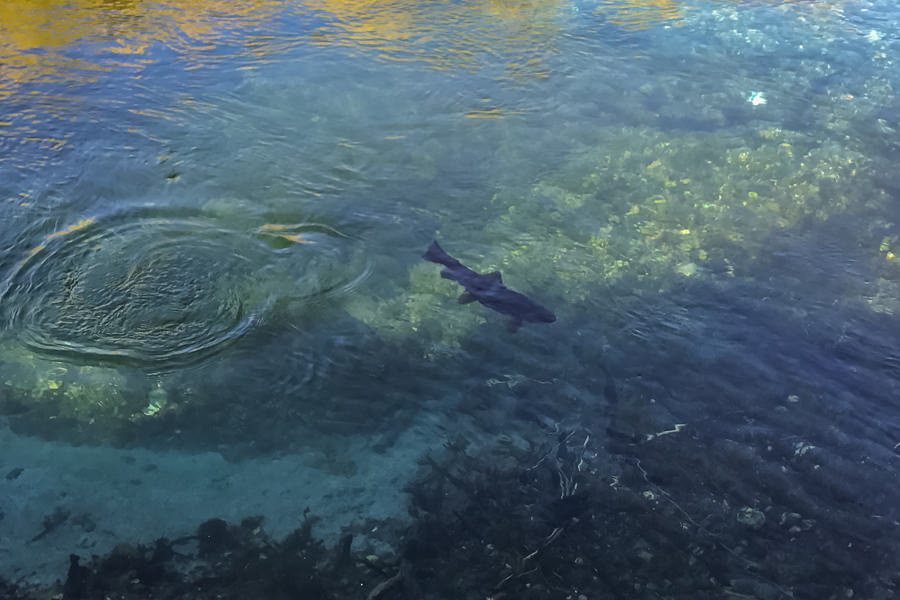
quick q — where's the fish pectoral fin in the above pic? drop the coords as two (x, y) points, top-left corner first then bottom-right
(458, 291), (478, 304)
(506, 318), (523, 333)
(440, 269), (454, 280)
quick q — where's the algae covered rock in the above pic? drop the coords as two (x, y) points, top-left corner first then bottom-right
(0, 342), (151, 444)
(345, 260), (486, 351)
(442, 125), (885, 303)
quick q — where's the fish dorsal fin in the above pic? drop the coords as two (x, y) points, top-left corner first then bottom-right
(485, 271), (503, 284)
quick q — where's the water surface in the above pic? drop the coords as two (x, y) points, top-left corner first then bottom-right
(1, 0), (898, 594)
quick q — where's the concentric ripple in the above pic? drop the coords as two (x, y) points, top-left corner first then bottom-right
(1, 207), (368, 368)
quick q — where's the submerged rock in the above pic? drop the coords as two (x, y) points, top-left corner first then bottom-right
(736, 506), (766, 529)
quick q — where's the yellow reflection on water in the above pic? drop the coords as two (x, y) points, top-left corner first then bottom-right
(0, 0), (575, 172)
(0, 0), (856, 167)
(603, 0), (683, 30)
(302, 0), (567, 74)
(0, 0), (572, 97)
(21, 217), (96, 266)
(0, 0), (289, 167)
(0, 0), (285, 95)
(0, 0), (860, 99)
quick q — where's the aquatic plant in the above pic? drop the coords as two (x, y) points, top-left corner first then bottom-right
(351, 123), (886, 349)
(4, 415), (897, 599)
(481, 125), (881, 298)
(0, 343), (148, 442)
(345, 261), (486, 352)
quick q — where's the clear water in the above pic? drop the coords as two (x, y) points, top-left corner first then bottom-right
(1, 0), (898, 593)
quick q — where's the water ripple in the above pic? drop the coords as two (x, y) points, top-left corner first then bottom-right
(1, 207), (368, 369)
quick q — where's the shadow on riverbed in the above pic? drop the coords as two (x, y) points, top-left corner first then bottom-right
(4, 422), (897, 600)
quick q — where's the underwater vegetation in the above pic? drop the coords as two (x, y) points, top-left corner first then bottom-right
(1, 117), (891, 444)
(349, 122), (887, 346)
(480, 125), (882, 297)
(4, 427), (896, 599)
(0, 344), (150, 446)
(0, 201), (378, 451)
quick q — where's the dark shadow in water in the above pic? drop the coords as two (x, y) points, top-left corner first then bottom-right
(4, 395), (896, 599)
(3, 308), (444, 459)
(3, 211), (900, 597)
(590, 220), (899, 591)
(428, 210), (900, 597)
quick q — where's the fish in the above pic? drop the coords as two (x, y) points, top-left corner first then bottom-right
(423, 240), (556, 331)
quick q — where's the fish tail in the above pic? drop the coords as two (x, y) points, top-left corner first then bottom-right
(423, 241), (460, 267)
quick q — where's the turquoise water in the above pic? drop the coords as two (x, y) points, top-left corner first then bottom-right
(1, 0), (898, 595)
